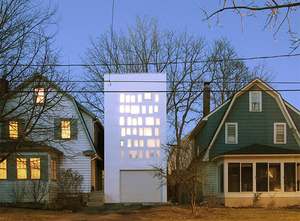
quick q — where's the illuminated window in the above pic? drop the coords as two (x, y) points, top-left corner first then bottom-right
(126, 128), (131, 135)
(138, 94), (142, 102)
(61, 121), (71, 139)
(144, 93), (151, 99)
(149, 105), (153, 114)
(119, 105), (125, 113)
(120, 140), (124, 146)
(0, 159), (7, 179)
(140, 140), (144, 147)
(134, 140), (138, 147)
(144, 128), (152, 136)
(142, 105), (146, 114)
(154, 105), (159, 112)
(150, 151), (154, 157)
(146, 151), (150, 158)
(156, 118), (160, 125)
(127, 117), (132, 126)
(121, 151), (125, 157)
(156, 151), (160, 157)
(9, 121), (18, 139)
(131, 105), (140, 114)
(138, 117), (143, 126)
(139, 151), (143, 158)
(35, 88), (44, 103)
(30, 158), (40, 179)
(145, 117), (154, 126)
(127, 139), (132, 147)
(125, 95), (130, 103)
(139, 128), (143, 136)
(131, 95), (136, 103)
(120, 94), (125, 103)
(125, 105), (130, 113)
(155, 128), (159, 136)
(156, 139), (160, 147)
(147, 139), (156, 147)
(155, 94), (159, 102)
(121, 128), (126, 136)
(129, 151), (137, 158)
(132, 128), (137, 135)
(17, 158), (27, 179)
(119, 117), (125, 126)
(132, 118), (137, 126)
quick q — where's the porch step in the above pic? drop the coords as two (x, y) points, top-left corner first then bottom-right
(87, 190), (104, 207)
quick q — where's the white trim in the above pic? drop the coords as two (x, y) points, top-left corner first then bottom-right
(274, 123), (287, 144)
(225, 123), (238, 144)
(249, 91), (262, 112)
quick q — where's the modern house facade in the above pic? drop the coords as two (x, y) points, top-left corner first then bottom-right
(104, 73), (167, 203)
(189, 78), (300, 207)
(0, 74), (104, 203)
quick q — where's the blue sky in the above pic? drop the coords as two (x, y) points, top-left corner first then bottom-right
(46, 0), (300, 109)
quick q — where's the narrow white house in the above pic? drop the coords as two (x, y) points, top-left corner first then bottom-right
(104, 73), (167, 203)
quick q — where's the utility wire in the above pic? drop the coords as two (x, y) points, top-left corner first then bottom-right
(7, 53), (300, 67)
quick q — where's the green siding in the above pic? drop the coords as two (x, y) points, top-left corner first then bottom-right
(194, 102), (230, 152)
(209, 86), (299, 159)
(286, 105), (300, 133)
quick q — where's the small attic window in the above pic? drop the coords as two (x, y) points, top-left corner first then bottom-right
(35, 88), (44, 103)
(249, 91), (262, 112)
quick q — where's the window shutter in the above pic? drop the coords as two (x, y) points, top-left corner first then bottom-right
(54, 119), (61, 140)
(18, 119), (25, 138)
(0, 121), (9, 139)
(7, 156), (17, 181)
(70, 119), (78, 140)
(33, 88), (37, 104)
(40, 156), (48, 181)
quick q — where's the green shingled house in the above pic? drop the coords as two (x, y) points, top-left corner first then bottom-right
(189, 78), (300, 207)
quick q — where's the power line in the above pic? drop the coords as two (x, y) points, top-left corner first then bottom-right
(7, 53), (300, 67)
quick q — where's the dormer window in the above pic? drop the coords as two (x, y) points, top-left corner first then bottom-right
(249, 91), (262, 112)
(35, 88), (44, 103)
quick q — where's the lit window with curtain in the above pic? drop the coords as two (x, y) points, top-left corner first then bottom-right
(30, 158), (40, 179)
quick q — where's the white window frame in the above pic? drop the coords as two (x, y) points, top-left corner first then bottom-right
(225, 123), (238, 144)
(249, 91), (262, 112)
(274, 123), (286, 144)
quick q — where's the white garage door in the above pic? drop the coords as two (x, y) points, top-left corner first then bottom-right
(120, 170), (162, 203)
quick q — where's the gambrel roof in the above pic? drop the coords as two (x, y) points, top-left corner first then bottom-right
(189, 78), (300, 161)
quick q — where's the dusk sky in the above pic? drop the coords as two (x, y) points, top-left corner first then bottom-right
(46, 0), (300, 110)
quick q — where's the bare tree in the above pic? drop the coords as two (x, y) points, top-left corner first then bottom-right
(0, 0), (75, 163)
(207, 37), (275, 108)
(201, 0), (300, 51)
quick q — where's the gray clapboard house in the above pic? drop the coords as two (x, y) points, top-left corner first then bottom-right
(0, 74), (103, 203)
(189, 78), (300, 207)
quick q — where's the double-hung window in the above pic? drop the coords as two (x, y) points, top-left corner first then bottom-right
(9, 121), (18, 139)
(51, 159), (57, 180)
(17, 158), (27, 179)
(54, 119), (77, 140)
(30, 158), (40, 179)
(249, 91), (262, 112)
(274, 123), (286, 144)
(35, 88), (44, 103)
(0, 159), (7, 179)
(225, 123), (238, 144)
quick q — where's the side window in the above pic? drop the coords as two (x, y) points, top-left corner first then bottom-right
(54, 119), (78, 140)
(35, 88), (44, 103)
(0, 159), (7, 179)
(1, 119), (25, 139)
(225, 123), (238, 144)
(51, 159), (57, 180)
(274, 123), (286, 144)
(249, 91), (262, 112)
(30, 158), (40, 179)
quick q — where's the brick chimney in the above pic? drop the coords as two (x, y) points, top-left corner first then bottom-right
(203, 82), (210, 116)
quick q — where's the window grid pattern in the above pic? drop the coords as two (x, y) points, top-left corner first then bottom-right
(119, 93), (161, 159)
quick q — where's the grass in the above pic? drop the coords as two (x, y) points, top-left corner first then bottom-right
(0, 205), (299, 220)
